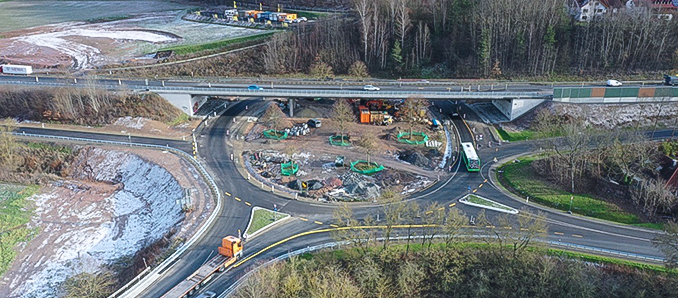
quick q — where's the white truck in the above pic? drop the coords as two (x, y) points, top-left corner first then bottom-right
(0, 64), (33, 75)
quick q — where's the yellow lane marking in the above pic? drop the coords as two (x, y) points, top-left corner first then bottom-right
(520, 228), (529, 231)
(299, 217), (308, 221)
(472, 189), (477, 193)
(425, 210), (433, 215)
(483, 179), (488, 183)
(572, 234), (583, 238)
(330, 224), (339, 228)
(233, 224), (438, 268)
(244, 202), (252, 206)
(503, 226), (512, 229)
(437, 207), (445, 211)
(234, 197), (241, 201)
(224, 191), (231, 196)
(485, 225), (495, 228)
(478, 184), (483, 188)
(314, 221), (323, 225)
(554, 232), (565, 236)
(449, 203), (456, 207)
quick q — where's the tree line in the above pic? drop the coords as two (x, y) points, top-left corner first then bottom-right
(233, 196), (678, 297)
(531, 110), (678, 220)
(260, 0), (678, 78)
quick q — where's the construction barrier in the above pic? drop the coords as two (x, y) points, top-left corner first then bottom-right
(350, 160), (385, 175)
(396, 132), (429, 145)
(328, 135), (352, 146)
(263, 129), (288, 140)
(280, 162), (299, 176)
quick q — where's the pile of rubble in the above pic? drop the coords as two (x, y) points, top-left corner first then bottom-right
(246, 148), (433, 201)
(284, 122), (311, 137)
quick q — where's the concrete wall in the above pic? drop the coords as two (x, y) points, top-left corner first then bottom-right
(156, 93), (209, 117)
(492, 98), (546, 121)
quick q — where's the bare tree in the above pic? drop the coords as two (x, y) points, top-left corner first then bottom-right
(261, 103), (289, 132)
(442, 208), (468, 249)
(308, 55), (334, 79)
(421, 202), (445, 248)
(331, 203), (359, 246)
(632, 178), (677, 218)
(348, 60), (370, 78)
(535, 114), (592, 193)
(380, 188), (404, 249)
(357, 133), (377, 163)
(399, 96), (428, 139)
(62, 270), (116, 298)
(331, 99), (356, 143)
(402, 200), (419, 255)
(283, 144), (299, 165)
(0, 118), (18, 169)
(653, 221), (678, 269)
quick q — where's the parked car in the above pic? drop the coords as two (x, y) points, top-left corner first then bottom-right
(606, 79), (622, 87)
(283, 19), (293, 24)
(299, 17), (308, 22)
(308, 118), (322, 128)
(363, 85), (380, 91)
(247, 85), (263, 90)
(196, 291), (217, 298)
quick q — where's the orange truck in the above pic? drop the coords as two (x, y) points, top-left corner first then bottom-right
(161, 236), (243, 298)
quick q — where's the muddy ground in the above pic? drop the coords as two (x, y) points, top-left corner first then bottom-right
(235, 98), (450, 201)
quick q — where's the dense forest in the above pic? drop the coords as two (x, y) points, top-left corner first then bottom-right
(199, 0), (678, 78)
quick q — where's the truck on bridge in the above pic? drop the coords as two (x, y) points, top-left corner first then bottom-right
(161, 236), (243, 298)
(0, 64), (33, 75)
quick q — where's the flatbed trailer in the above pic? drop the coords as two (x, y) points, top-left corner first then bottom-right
(161, 236), (243, 298)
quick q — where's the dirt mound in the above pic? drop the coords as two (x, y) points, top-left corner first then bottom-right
(398, 150), (432, 169)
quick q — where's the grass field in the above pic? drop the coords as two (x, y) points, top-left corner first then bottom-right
(246, 208), (287, 236)
(500, 156), (641, 224)
(466, 195), (515, 212)
(160, 32), (274, 56)
(496, 127), (536, 142)
(0, 184), (38, 276)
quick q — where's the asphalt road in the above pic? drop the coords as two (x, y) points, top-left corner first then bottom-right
(0, 74), (669, 95)
(12, 98), (674, 297)
(169, 102), (670, 297)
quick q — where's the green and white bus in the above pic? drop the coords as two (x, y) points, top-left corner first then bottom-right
(461, 142), (480, 172)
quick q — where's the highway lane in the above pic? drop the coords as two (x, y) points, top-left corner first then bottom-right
(13, 127), (192, 152)
(1, 74), (669, 95)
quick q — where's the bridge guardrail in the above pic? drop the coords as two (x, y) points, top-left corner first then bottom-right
(0, 80), (551, 99)
(11, 132), (224, 298)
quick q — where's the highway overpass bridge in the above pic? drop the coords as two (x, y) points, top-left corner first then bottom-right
(151, 86), (551, 120)
(2, 78), (678, 121)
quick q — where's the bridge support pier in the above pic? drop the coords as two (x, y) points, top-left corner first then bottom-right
(289, 98), (294, 117)
(492, 98), (546, 121)
(156, 93), (207, 117)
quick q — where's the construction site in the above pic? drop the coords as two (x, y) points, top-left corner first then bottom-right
(234, 97), (452, 202)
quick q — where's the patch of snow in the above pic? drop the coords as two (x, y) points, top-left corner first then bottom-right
(13, 27), (177, 69)
(114, 116), (149, 130)
(11, 148), (184, 298)
(438, 124), (453, 169)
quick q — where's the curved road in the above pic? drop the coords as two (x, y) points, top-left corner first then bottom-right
(141, 100), (670, 297)
(13, 98), (672, 297)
